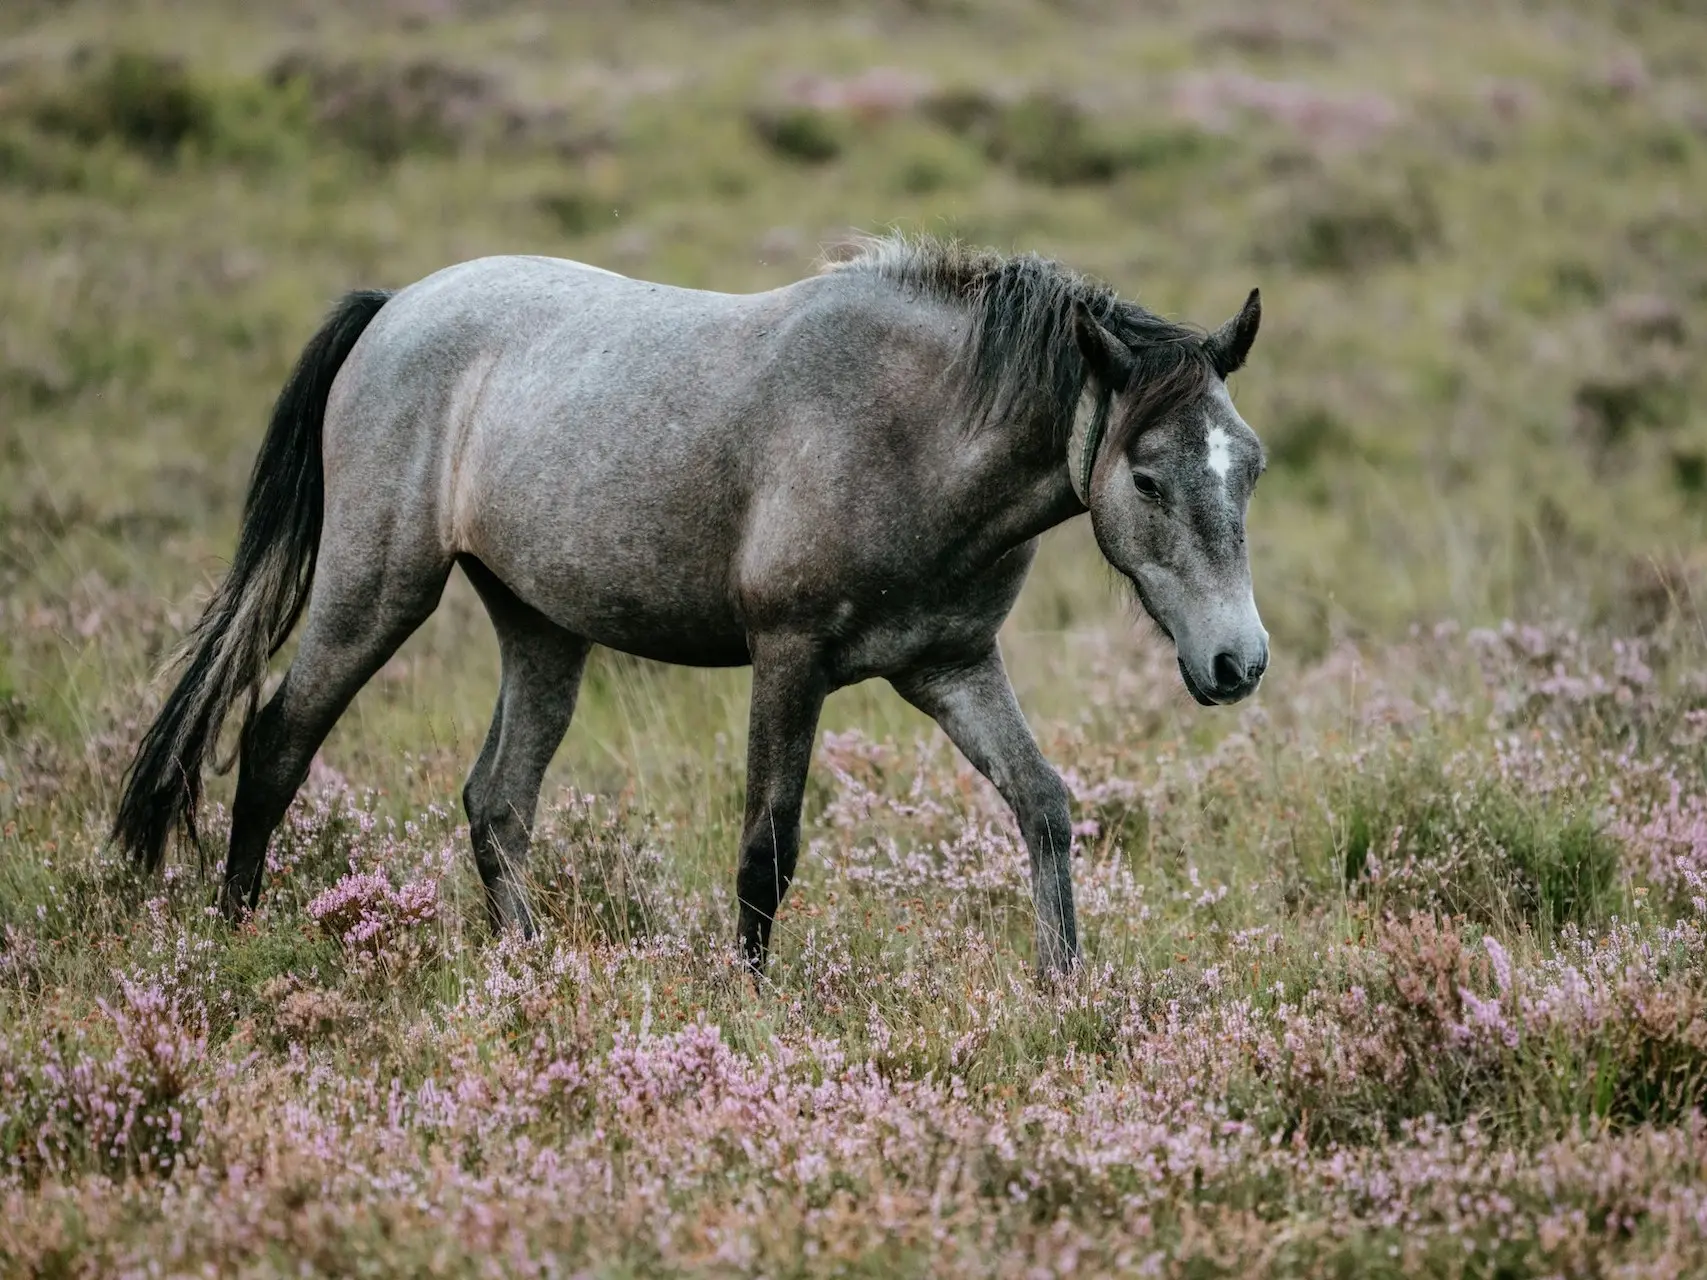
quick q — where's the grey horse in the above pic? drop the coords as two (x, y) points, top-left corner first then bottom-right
(113, 234), (1268, 976)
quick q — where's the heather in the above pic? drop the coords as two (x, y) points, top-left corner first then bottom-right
(8, 626), (1707, 1275)
(6, 0), (1707, 1275)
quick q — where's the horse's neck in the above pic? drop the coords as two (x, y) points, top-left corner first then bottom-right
(949, 406), (1084, 560)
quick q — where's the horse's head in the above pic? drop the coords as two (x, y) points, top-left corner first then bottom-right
(1070, 289), (1269, 706)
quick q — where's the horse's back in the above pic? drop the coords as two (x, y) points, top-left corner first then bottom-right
(313, 253), (1010, 671)
(318, 255), (832, 663)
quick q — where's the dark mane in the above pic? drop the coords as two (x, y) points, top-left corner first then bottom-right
(828, 232), (1215, 439)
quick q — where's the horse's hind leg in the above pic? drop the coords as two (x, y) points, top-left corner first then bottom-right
(461, 557), (591, 935)
(222, 557), (450, 915)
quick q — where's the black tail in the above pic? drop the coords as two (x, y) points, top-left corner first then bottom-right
(114, 289), (393, 872)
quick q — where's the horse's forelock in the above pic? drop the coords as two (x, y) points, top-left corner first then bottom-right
(1108, 337), (1217, 451)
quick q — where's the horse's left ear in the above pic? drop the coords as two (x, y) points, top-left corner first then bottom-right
(1205, 288), (1261, 379)
(1073, 300), (1134, 392)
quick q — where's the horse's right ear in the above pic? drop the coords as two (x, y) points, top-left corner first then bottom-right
(1073, 301), (1133, 392)
(1205, 287), (1261, 378)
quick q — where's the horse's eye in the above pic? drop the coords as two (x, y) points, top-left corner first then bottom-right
(1132, 472), (1164, 504)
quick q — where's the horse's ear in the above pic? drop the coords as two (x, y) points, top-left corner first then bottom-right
(1205, 287), (1261, 378)
(1073, 301), (1133, 391)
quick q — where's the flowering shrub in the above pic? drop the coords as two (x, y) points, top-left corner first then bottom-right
(2, 977), (206, 1183)
(6, 622), (1707, 1274)
(306, 869), (440, 977)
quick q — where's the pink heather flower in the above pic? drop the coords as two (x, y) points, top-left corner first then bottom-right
(1484, 936), (1514, 998)
(307, 870), (439, 961)
(1454, 987), (1519, 1050)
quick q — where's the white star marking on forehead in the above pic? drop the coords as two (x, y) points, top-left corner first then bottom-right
(1205, 425), (1232, 481)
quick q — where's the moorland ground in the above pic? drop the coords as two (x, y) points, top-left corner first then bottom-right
(4, 0), (1707, 1274)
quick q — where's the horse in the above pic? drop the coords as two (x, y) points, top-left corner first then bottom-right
(113, 234), (1269, 977)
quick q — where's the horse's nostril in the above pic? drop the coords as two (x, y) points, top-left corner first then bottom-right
(1248, 654), (1268, 682)
(1212, 651), (1244, 693)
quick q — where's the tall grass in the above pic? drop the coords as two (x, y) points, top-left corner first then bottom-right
(4, 0), (1707, 1273)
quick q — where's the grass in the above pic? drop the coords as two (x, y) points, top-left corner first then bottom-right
(4, 0), (1707, 1274)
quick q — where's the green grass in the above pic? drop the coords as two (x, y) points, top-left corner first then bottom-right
(5, 0), (1707, 1274)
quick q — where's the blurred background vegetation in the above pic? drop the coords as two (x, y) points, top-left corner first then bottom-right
(1, 0), (1704, 818)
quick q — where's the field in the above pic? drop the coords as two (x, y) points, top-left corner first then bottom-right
(4, 0), (1707, 1274)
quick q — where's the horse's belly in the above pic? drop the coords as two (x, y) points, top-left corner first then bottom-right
(457, 424), (755, 664)
(466, 537), (751, 667)
(588, 617), (752, 668)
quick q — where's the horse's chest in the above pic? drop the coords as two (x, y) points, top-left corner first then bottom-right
(736, 488), (1038, 683)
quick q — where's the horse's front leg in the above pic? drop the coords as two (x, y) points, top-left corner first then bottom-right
(736, 634), (828, 976)
(891, 646), (1078, 978)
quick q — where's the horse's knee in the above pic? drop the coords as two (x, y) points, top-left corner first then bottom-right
(1037, 771), (1065, 832)
(736, 843), (786, 908)
(1031, 765), (1071, 823)
(736, 855), (784, 910)
(739, 800), (801, 862)
(999, 756), (1067, 821)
